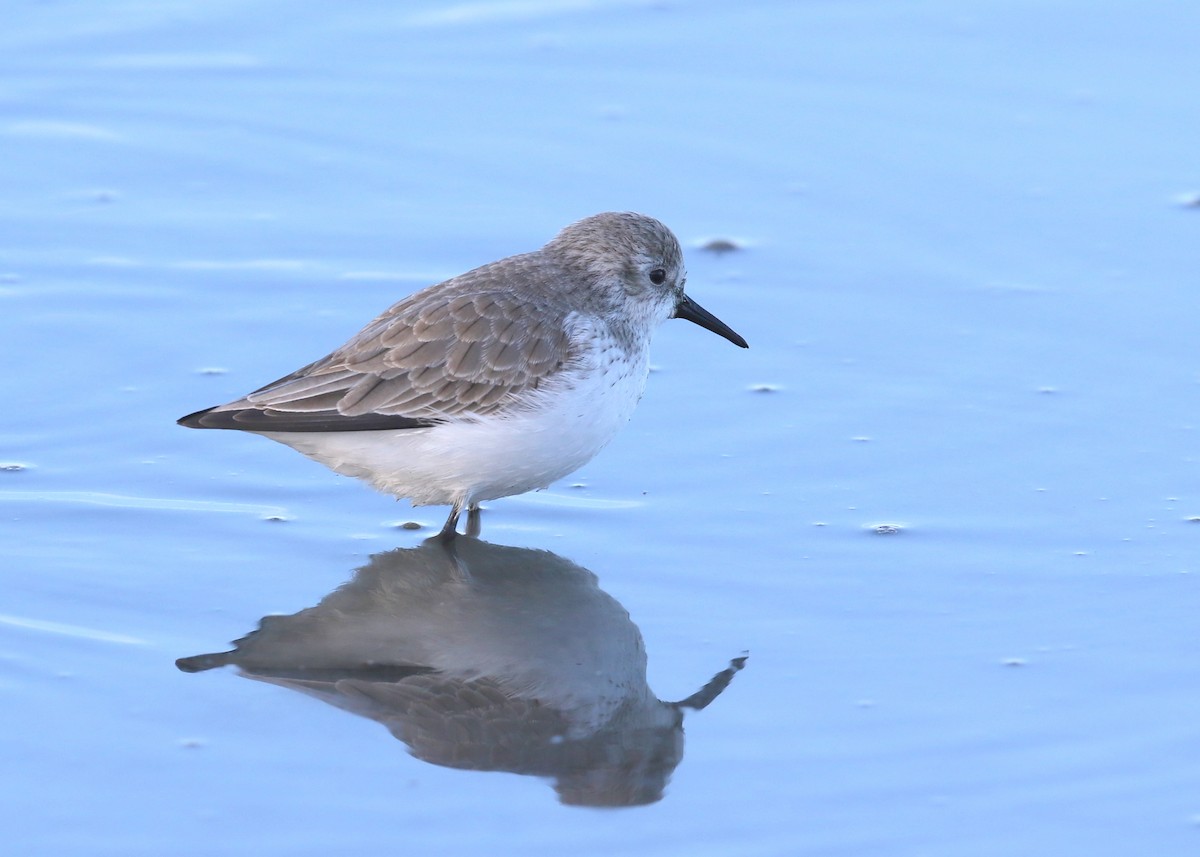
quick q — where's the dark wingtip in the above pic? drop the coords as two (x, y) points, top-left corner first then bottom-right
(177, 407), (218, 428)
(177, 405), (440, 432)
(175, 651), (231, 673)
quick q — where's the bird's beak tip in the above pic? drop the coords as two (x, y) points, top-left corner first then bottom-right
(674, 294), (747, 349)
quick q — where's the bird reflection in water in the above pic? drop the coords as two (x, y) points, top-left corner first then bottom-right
(177, 536), (746, 808)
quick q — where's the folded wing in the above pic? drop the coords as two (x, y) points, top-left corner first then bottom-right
(179, 288), (574, 432)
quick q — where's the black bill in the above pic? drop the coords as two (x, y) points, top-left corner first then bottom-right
(673, 294), (749, 348)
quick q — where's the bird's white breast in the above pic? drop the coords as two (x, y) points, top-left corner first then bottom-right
(261, 319), (652, 509)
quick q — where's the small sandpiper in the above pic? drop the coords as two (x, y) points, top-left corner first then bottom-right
(179, 212), (747, 537)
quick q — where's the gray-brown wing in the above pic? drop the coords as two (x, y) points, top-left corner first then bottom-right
(179, 288), (574, 432)
(335, 675), (571, 772)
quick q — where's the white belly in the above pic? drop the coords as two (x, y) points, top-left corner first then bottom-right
(259, 341), (650, 508)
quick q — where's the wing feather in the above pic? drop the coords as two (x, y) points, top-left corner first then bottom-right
(182, 261), (577, 432)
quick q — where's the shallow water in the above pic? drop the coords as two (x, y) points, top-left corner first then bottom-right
(3, 1), (1199, 854)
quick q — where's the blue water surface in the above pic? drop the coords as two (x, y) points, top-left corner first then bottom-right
(2, 1), (1198, 855)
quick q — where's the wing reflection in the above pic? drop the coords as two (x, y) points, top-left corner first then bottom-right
(177, 536), (745, 807)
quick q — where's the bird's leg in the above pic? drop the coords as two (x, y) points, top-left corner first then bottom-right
(465, 504), (482, 538)
(437, 502), (463, 541)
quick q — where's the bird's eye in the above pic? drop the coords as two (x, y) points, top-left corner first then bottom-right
(649, 268), (667, 285)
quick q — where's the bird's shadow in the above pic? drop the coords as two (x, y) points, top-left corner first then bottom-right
(178, 535), (746, 808)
